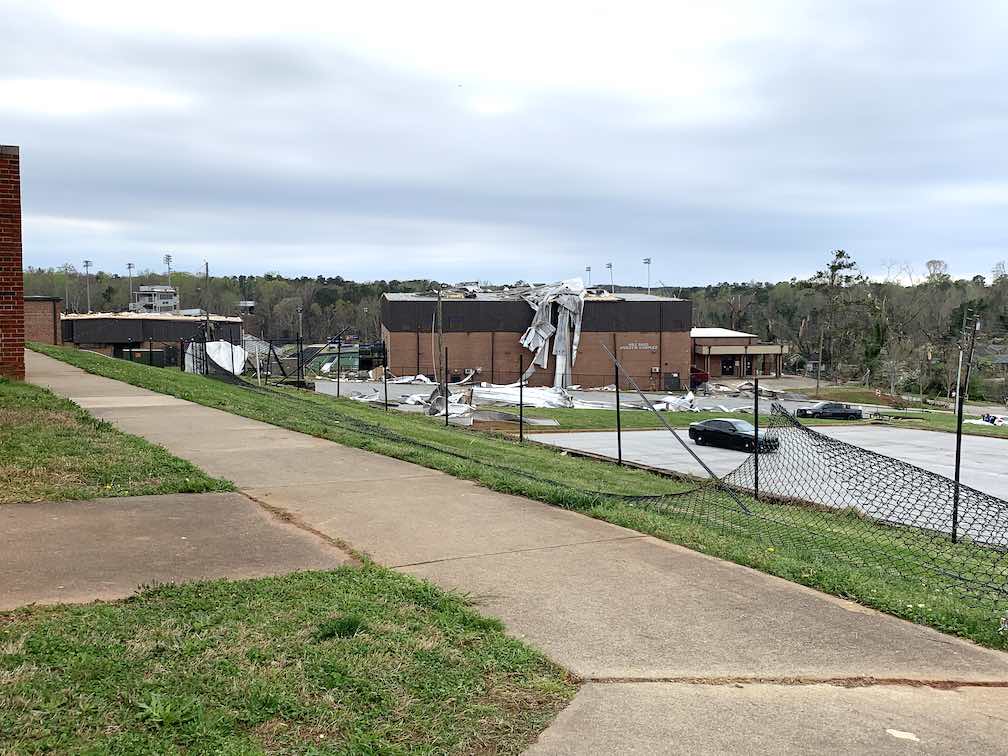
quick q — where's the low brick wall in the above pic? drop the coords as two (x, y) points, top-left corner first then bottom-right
(0, 145), (23, 379)
(24, 297), (62, 345)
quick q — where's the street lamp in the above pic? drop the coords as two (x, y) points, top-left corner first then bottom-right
(82, 260), (92, 312)
(585, 265), (591, 286)
(126, 262), (135, 305)
(643, 257), (652, 295)
(605, 262), (613, 292)
(163, 253), (173, 288)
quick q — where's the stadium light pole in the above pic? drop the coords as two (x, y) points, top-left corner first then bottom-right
(126, 262), (135, 305)
(82, 259), (92, 312)
(585, 265), (591, 286)
(643, 257), (652, 295)
(606, 262), (613, 292)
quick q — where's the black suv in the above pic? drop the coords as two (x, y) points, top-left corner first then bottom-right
(796, 401), (862, 419)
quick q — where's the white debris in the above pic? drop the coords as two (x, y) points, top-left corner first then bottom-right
(389, 374), (435, 384)
(471, 384), (575, 408)
(184, 340), (248, 376)
(885, 730), (919, 743)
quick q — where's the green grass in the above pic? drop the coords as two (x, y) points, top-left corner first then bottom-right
(883, 410), (1008, 439)
(0, 563), (575, 754)
(30, 344), (1008, 649)
(0, 377), (232, 503)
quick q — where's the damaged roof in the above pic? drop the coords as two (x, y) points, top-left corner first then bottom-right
(383, 290), (684, 302)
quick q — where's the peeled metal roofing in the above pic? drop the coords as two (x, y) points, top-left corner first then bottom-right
(690, 327), (758, 338)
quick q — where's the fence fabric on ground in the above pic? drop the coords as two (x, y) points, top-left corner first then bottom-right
(657, 403), (1008, 615)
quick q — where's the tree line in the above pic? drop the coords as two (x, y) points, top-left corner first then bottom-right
(23, 252), (1008, 401)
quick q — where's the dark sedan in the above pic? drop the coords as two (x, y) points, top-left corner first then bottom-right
(688, 418), (778, 452)
(796, 401), (862, 420)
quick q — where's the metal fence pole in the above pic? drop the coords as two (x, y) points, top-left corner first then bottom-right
(383, 342), (390, 411)
(337, 339), (341, 397)
(952, 316), (979, 543)
(444, 346), (449, 427)
(148, 338), (153, 367)
(753, 376), (760, 501)
(613, 334), (622, 466)
(519, 354), (524, 443)
(179, 339), (185, 371)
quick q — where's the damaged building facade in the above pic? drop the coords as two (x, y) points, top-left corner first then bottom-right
(380, 286), (692, 391)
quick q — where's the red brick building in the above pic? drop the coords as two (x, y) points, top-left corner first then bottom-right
(24, 296), (63, 345)
(0, 145), (23, 379)
(381, 290), (693, 391)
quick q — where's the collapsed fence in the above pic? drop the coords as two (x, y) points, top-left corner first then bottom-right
(208, 357), (1008, 622)
(672, 404), (1008, 614)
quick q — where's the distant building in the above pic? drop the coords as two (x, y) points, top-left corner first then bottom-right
(691, 327), (789, 378)
(381, 288), (692, 390)
(62, 311), (242, 368)
(129, 285), (179, 314)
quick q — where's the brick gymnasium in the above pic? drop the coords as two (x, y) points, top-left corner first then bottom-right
(0, 145), (24, 379)
(381, 289), (694, 391)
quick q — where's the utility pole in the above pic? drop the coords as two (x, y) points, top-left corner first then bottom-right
(164, 253), (173, 288)
(126, 262), (135, 306)
(63, 263), (70, 311)
(952, 314), (979, 543)
(643, 257), (652, 295)
(203, 260), (210, 339)
(82, 260), (92, 312)
(816, 314), (824, 397)
(606, 261), (613, 292)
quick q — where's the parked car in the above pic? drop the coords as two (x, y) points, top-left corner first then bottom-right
(795, 401), (862, 420)
(688, 418), (778, 452)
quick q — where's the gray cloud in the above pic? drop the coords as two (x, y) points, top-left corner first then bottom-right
(5, 3), (1007, 285)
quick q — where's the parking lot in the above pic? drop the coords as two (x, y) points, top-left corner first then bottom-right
(533, 425), (1008, 501)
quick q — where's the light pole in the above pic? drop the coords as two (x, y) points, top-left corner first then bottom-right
(82, 260), (92, 312)
(643, 257), (651, 295)
(163, 253), (173, 288)
(585, 266), (591, 286)
(126, 262), (135, 306)
(606, 262), (613, 292)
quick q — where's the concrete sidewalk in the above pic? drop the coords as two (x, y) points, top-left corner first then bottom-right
(0, 492), (349, 610)
(24, 351), (1008, 753)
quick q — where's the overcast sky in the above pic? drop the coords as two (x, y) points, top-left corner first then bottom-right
(4, 1), (1007, 286)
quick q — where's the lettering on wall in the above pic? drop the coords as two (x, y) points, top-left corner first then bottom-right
(618, 342), (657, 352)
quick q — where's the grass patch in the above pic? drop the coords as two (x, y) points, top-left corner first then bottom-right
(0, 564), (575, 754)
(30, 344), (1008, 649)
(0, 377), (232, 504)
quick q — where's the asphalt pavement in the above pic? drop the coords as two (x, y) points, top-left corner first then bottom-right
(533, 425), (1008, 500)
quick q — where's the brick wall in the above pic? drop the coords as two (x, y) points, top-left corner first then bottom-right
(24, 298), (63, 345)
(0, 145), (24, 379)
(383, 327), (692, 390)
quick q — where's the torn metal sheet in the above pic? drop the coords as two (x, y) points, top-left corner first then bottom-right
(518, 278), (586, 388)
(471, 384), (575, 408)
